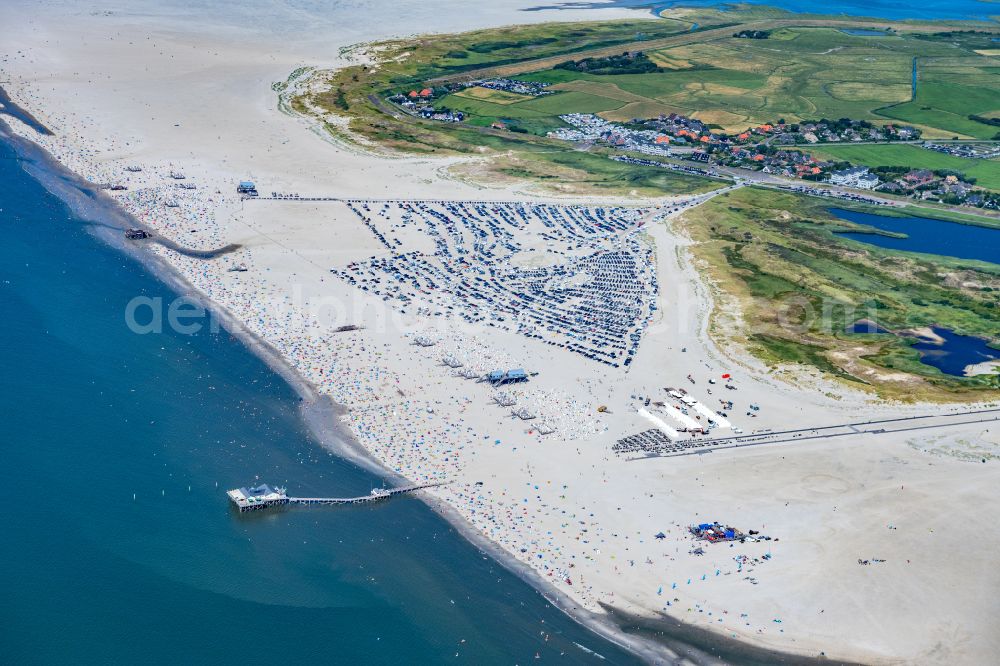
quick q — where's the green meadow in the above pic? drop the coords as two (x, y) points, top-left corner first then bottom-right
(878, 31), (1000, 138)
(879, 79), (1000, 139)
(301, 8), (999, 192)
(428, 25), (1000, 140)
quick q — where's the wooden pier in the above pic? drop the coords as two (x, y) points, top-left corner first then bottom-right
(227, 482), (444, 512)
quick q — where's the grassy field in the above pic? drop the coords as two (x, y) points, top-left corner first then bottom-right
(452, 149), (729, 197)
(645, 28), (917, 128)
(680, 186), (1000, 400)
(881, 79), (1000, 139)
(293, 18), (726, 196)
(877, 31), (1000, 138)
(292, 7), (1000, 193)
(805, 144), (1000, 190)
(452, 87), (533, 105)
(424, 24), (1000, 139)
(393, 18), (702, 82)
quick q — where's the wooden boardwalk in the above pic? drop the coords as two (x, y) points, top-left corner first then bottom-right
(228, 481), (445, 512)
(288, 482), (444, 506)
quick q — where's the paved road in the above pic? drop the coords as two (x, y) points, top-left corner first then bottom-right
(623, 152), (1000, 222)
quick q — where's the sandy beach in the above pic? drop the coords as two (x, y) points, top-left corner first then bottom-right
(4, 1), (1000, 663)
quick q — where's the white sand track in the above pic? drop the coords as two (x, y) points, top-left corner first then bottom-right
(692, 402), (730, 429)
(638, 407), (681, 440)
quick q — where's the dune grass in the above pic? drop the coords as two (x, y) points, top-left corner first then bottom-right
(680, 186), (1000, 400)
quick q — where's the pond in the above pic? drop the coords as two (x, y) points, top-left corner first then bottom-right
(830, 208), (1000, 265)
(907, 327), (1000, 376)
(849, 323), (1000, 377)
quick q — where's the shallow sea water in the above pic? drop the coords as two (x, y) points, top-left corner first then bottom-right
(0, 133), (644, 665)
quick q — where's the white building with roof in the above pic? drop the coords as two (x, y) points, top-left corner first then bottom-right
(829, 166), (879, 189)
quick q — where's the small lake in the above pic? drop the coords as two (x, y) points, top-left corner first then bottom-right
(849, 323), (1000, 377)
(829, 208), (1000, 265)
(908, 327), (1000, 376)
(849, 319), (891, 335)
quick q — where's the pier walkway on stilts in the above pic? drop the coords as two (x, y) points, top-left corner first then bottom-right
(227, 481), (445, 512)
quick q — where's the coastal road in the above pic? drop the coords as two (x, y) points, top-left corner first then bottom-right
(626, 152), (1000, 224)
(785, 139), (1000, 147)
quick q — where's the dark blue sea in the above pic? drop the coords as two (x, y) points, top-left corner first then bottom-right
(0, 132), (654, 664)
